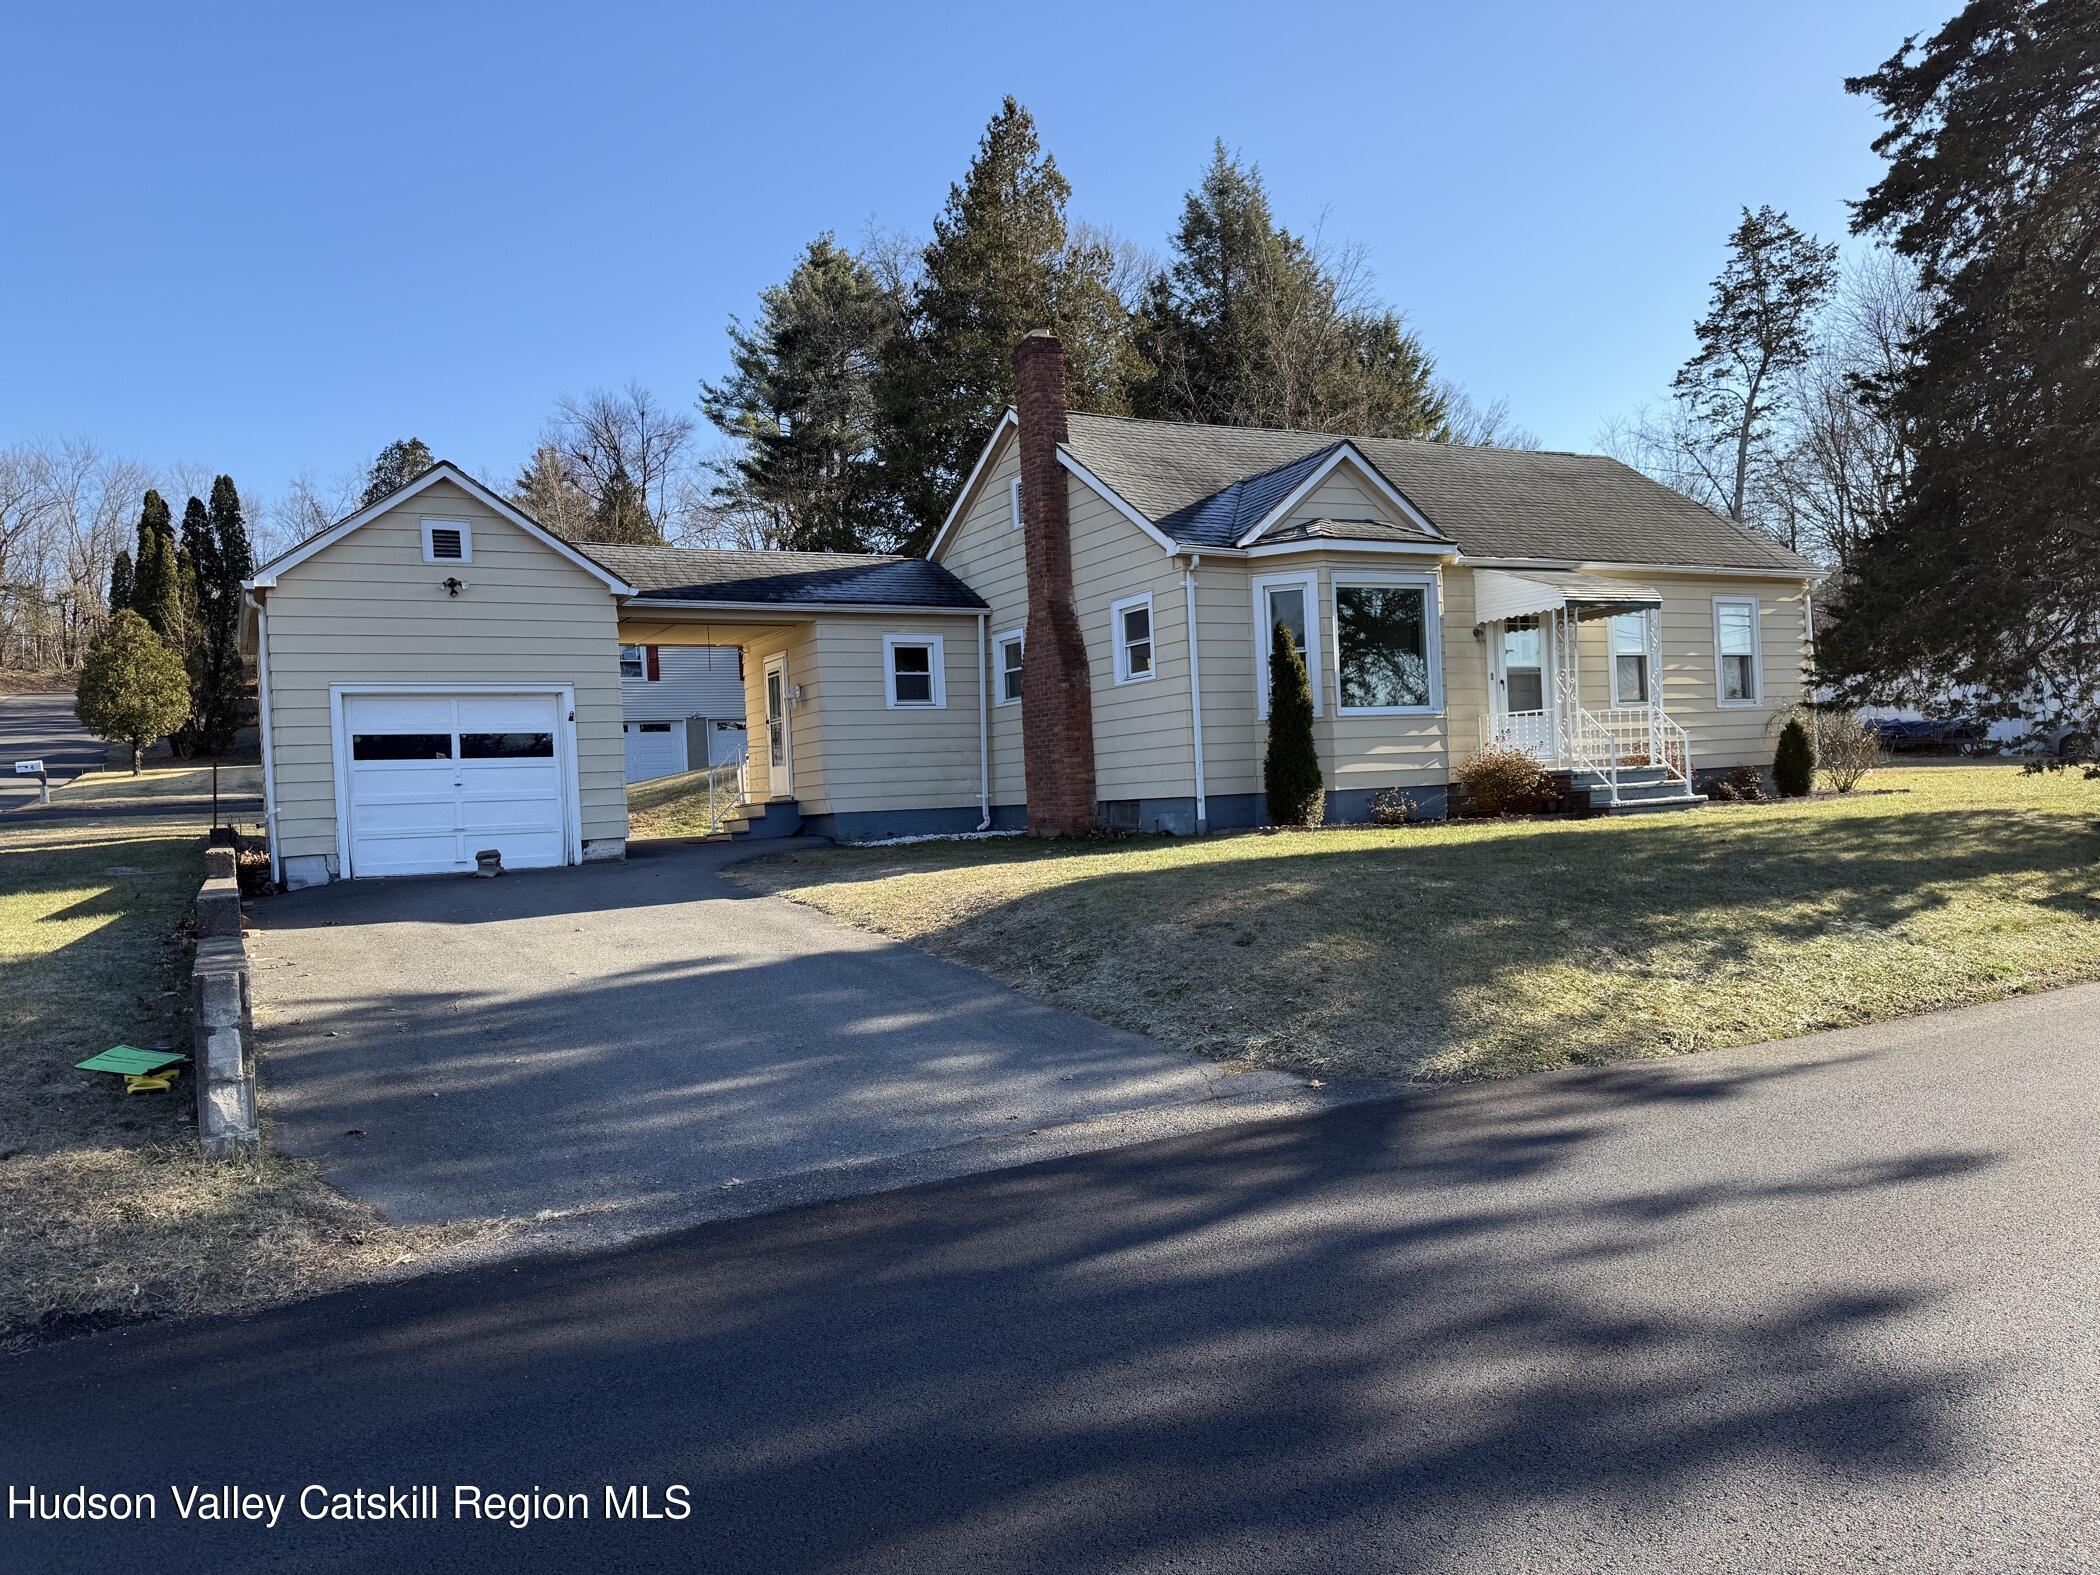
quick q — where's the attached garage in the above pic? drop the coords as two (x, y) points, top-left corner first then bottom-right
(339, 689), (578, 878)
(245, 463), (638, 889)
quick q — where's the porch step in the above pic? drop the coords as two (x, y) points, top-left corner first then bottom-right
(718, 798), (803, 841)
(1603, 791), (1707, 815)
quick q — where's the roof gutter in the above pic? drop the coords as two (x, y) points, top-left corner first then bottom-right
(1458, 555), (1827, 582)
(619, 596), (986, 617)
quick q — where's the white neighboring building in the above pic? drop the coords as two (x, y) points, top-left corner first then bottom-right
(619, 642), (747, 782)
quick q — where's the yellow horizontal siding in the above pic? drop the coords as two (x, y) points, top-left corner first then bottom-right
(263, 479), (626, 863)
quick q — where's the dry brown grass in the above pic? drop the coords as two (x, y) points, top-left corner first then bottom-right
(0, 669), (79, 695)
(627, 761), (745, 839)
(730, 764), (2100, 1083)
(1, 766), (493, 1350)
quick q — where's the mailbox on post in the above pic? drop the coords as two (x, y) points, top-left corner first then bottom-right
(14, 759), (50, 804)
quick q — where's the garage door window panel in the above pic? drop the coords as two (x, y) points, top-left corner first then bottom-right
(352, 733), (452, 761)
(461, 732), (554, 758)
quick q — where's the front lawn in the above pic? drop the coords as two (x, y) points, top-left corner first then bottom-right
(730, 765), (2100, 1081)
(0, 767), (467, 1349)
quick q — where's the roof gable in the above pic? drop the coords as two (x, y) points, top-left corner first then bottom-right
(248, 462), (637, 594)
(927, 410), (1018, 560)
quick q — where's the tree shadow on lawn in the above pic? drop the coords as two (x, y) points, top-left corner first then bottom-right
(808, 805), (2100, 1078)
(4, 1071), (2022, 1572)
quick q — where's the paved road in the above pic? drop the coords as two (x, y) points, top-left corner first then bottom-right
(251, 839), (1315, 1244)
(6, 984), (2096, 1574)
(0, 692), (101, 810)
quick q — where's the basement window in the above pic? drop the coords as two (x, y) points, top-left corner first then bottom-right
(421, 518), (472, 563)
(884, 634), (947, 709)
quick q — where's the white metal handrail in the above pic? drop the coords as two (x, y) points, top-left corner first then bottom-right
(705, 740), (752, 833)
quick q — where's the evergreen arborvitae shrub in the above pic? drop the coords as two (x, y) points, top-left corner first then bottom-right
(75, 610), (190, 774)
(1263, 620), (1324, 827)
(1773, 716), (1816, 797)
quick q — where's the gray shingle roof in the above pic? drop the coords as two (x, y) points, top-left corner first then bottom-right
(1255, 517), (1444, 547)
(590, 544), (985, 610)
(1061, 411), (1815, 573)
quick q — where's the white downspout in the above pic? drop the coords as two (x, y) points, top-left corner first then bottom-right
(975, 611), (992, 830)
(253, 594), (282, 887)
(1183, 554), (1207, 832)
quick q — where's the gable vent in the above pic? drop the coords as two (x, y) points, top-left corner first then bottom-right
(427, 526), (464, 560)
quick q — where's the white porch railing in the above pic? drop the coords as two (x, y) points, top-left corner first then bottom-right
(1481, 705), (1694, 807)
(703, 740), (751, 833)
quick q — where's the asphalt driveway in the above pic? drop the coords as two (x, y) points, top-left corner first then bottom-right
(251, 839), (1316, 1237)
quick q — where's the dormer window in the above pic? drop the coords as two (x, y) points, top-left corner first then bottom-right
(422, 519), (472, 563)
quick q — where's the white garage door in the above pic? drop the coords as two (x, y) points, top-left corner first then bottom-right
(342, 692), (569, 878)
(623, 721), (687, 783)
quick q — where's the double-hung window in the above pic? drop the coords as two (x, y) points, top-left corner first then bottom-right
(1009, 475), (1023, 530)
(1713, 597), (1761, 705)
(1610, 613), (1651, 705)
(1253, 572), (1321, 716)
(1334, 576), (1439, 714)
(995, 629), (1024, 705)
(884, 634), (946, 709)
(1111, 593), (1154, 684)
(619, 644), (646, 680)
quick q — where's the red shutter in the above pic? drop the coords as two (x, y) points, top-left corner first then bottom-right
(645, 645), (661, 681)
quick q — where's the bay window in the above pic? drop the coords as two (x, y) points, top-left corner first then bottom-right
(1334, 577), (1439, 714)
(1253, 572), (1321, 716)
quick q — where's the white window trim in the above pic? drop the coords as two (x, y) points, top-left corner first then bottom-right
(421, 517), (472, 564)
(1110, 592), (1157, 686)
(1609, 612), (1653, 707)
(1008, 475), (1023, 530)
(1712, 594), (1763, 708)
(619, 643), (646, 681)
(1252, 571), (1323, 718)
(1331, 573), (1442, 716)
(994, 627), (1024, 707)
(883, 633), (947, 710)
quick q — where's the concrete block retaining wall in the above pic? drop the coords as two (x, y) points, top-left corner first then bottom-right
(193, 844), (258, 1155)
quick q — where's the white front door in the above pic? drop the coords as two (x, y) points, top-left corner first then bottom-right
(341, 692), (569, 878)
(623, 721), (686, 783)
(762, 655), (792, 798)
(1489, 619), (1556, 759)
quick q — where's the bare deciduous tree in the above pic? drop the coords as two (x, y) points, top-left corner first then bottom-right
(543, 383), (696, 540)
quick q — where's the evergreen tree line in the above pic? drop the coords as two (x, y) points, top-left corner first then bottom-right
(695, 100), (1516, 557)
(99, 474), (254, 757)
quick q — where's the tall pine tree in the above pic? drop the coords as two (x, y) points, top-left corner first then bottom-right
(361, 438), (435, 506)
(130, 490), (184, 645)
(875, 98), (1145, 547)
(171, 496), (212, 754)
(181, 475), (255, 755)
(1135, 143), (1448, 439)
(108, 549), (134, 614)
(701, 235), (906, 551)
(1822, 0), (2100, 756)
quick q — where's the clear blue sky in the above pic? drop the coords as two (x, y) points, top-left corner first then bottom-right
(1, 0), (1948, 512)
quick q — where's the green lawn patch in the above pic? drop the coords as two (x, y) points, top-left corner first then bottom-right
(628, 762), (745, 839)
(0, 766), (475, 1349)
(729, 764), (2100, 1082)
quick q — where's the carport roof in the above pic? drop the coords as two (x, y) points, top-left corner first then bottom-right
(591, 544), (987, 611)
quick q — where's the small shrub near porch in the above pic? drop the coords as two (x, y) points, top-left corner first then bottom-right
(1453, 746), (1554, 817)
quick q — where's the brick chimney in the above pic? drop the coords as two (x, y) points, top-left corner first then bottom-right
(1015, 329), (1097, 835)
